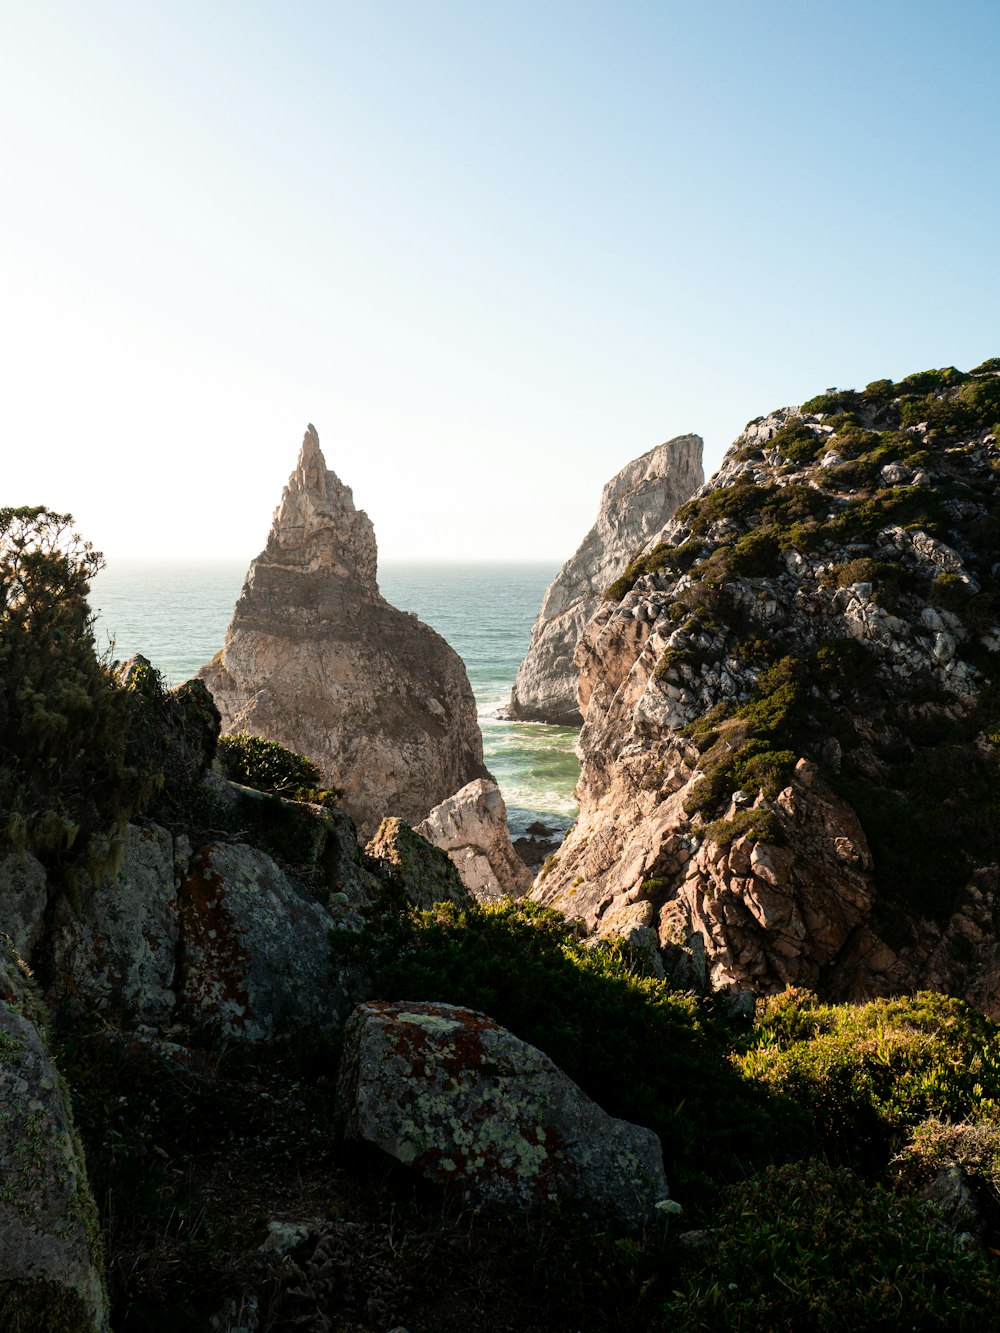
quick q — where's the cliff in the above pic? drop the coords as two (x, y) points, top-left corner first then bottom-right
(533, 362), (1000, 1013)
(198, 426), (488, 837)
(505, 435), (703, 724)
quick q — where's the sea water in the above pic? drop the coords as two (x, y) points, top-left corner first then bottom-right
(90, 559), (579, 837)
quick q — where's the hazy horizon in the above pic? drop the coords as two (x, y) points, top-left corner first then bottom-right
(5, 1), (999, 560)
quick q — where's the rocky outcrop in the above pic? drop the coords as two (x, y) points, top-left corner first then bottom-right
(0, 939), (108, 1333)
(365, 817), (472, 911)
(533, 366), (1000, 1012)
(415, 778), (531, 901)
(0, 850), (47, 959)
(198, 426), (488, 838)
(336, 1000), (669, 1225)
(505, 434), (704, 724)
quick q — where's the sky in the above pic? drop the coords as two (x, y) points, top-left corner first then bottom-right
(2, 0), (999, 564)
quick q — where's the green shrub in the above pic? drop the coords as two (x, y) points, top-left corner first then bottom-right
(738, 990), (1000, 1167)
(216, 733), (339, 805)
(0, 508), (151, 861)
(661, 1160), (1000, 1332)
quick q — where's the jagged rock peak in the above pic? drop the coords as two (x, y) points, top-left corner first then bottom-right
(505, 432), (704, 725)
(197, 425), (488, 838)
(265, 424), (378, 589)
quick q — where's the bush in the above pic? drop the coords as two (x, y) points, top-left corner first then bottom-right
(0, 508), (148, 860)
(216, 732), (340, 805)
(661, 1160), (1000, 1332)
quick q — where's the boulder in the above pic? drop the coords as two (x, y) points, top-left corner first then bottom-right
(505, 434), (703, 724)
(365, 818), (471, 910)
(415, 779), (531, 902)
(0, 850), (47, 960)
(336, 1000), (669, 1226)
(0, 938), (108, 1332)
(177, 841), (351, 1041)
(49, 822), (181, 1025)
(198, 427), (488, 838)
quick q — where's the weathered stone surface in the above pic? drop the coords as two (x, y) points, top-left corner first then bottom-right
(177, 841), (350, 1041)
(0, 851), (47, 961)
(505, 434), (703, 724)
(336, 1000), (668, 1225)
(365, 818), (471, 911)
(198, 427), (488, 838)
(533, 389), (1000, 1012)
(50, 822), (180, 1025)
(415, 779), (531, 902)
(0, 938), (108, 1332)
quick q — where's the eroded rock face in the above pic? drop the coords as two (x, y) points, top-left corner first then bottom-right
(534, 370), (1000, 1012)
(198, 426), (488, 838)
(415, 779), (531, 902)
(365, 817), (471, 911)
(0, 939), (108, 1333)
(336, 1000), (668, 1225)
(505, 434), (704, 724)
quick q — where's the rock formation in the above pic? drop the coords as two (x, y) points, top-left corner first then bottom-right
(336, 1000), (669, 1225)
(416, 778), (532, 901)
(198, 426), (488, 837)
(0, 938), (108, 1333)
(533, 365), (1000, 1013)
(505, 433), (704, 724)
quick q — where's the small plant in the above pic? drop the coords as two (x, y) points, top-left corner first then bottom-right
(216, 733), (340, 806)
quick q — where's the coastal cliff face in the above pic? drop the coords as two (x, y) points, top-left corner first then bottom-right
(505, 434), (704, 724)
(533, 364), (1000, 1013)
(199, 427), (488, 837)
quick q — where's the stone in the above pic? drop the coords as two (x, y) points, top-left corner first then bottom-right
(336, 1000), (669, 1226)
(365, 818), (471, 910)
(198, 426), (488, 838)
(177, 841), (350, 1041)
(504, 433), (703, 724)
(0, 850), (47, 961)
(0, 938), (108, 1332)
(415, 779), (531, 902)
(49, 822), (181, 1025)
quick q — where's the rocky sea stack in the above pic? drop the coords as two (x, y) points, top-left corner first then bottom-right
(534, 362), (1000, 1012)
(505, 433), (704, 724)
(199, 427), (488, 836)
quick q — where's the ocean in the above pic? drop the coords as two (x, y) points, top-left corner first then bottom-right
(89, 559), (580, 838)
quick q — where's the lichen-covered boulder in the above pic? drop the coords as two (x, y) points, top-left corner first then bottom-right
(336, 1000), (669, 1225)
(0, 938), (108, 1332)
(0, 850), (47, 960)
(49, 822), (181, 1025)
(177, 841), (350, 1040)
(365, 818), (471, 910)
(415, 779), (531, 902)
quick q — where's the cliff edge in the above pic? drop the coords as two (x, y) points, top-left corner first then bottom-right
(532, 363), (1000, 1013)
(504, 434), (704, 724)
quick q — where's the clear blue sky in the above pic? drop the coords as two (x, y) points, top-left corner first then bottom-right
(3, 0), (998, 562)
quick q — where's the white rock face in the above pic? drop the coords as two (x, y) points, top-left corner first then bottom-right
(198, 426), (488, 838)
(415, 778), (531, 901)
(505, 434), (704, 724)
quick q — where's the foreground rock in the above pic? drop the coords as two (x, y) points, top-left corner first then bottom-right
(336, 1000), (668, 1225)
(0, 939), (108, 1333)
(534, 364), (1000, 1012)
(199, 426), (488, 837)
(415, 779), (531, 901)
(505, 434), (704, 724)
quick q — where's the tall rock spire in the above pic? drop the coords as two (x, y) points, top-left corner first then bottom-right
(198, 426), (488, 836)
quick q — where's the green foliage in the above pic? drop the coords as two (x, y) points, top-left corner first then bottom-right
(800, 388), (861, 416)
(0, 508), (149, 861)
(337, 897), (814, 1201)
(216, 732), (340, 806)
(661, 1160), (1000, 1332)
(701, 807), (784, 848)
(970, 357), (1000, 375)
(739, 990), (1000, 1167)
(769, 417), (825, 463)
